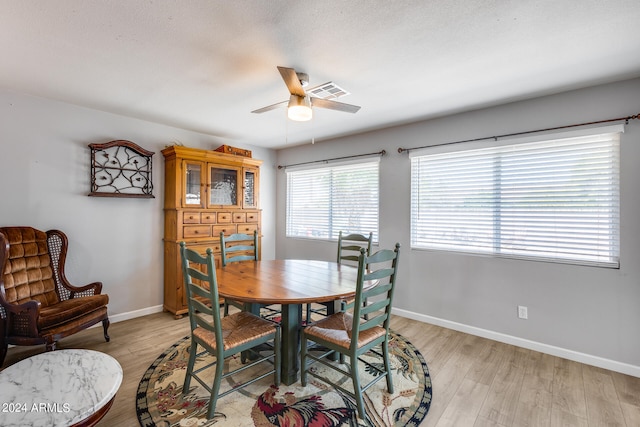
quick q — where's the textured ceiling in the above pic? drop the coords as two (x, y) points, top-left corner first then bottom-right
(1, 0), (639, 149)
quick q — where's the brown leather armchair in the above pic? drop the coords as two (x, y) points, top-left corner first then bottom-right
(0, 227), (110, 366)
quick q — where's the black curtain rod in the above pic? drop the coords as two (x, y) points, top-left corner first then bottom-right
(277, 150), (386, 170)
(397, 113), (640, 154)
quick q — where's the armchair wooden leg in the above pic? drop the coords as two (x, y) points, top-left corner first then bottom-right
(102, 318), (111, 342)
(0, 340), (7, 367)
(45, 340), (57, 352)
(0, 319), (6, 367)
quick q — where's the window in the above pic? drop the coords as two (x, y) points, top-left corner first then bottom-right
(411, 126), (622, 267)
(286, 160), (379, 241)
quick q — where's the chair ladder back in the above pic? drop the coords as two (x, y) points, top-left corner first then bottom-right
(180, 243), (224, 346)
(358, 283), (394, 326)
(182, 270), (214, 315)
(220, 231), (259, 266)
(337, 231), (373, 266)
(350, 244), (400, 344)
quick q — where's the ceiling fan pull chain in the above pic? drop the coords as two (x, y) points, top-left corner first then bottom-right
(285, 109), (289, 145)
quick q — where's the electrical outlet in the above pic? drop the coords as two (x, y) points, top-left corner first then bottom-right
(518, 305), (528, 319)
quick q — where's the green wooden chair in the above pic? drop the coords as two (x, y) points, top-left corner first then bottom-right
(180, 242), (281, 419)
(300, 243), (400, 419)
(220, 231), (281, 319)
(306, 231), (373, 323)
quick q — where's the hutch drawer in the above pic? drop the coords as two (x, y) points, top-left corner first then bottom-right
(217, 212), (232, 223)
(237, 223), (259, 235)
(183, 225), (211, 238)
(200, 213), (216, 224)
(183, 211), (200, 224)
(213, 224), (237, 236)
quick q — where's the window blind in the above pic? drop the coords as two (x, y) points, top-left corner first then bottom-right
(286, 160), (379, 242)
(411, 128), (621, 267)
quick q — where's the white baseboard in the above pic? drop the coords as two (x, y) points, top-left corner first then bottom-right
(80, 305), (640, 378)
(392, 307), (640, 378)
(108, 305), (165, 324)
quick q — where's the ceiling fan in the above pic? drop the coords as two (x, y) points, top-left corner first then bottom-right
(251, 66), (361, 121)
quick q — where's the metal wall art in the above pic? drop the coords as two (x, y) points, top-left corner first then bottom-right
(88, 140), (155, 198)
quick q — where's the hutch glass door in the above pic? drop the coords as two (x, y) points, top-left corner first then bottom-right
(208, 165), (240, 207)
(243, 168), (258, 209)
(184, 161), (203, 207)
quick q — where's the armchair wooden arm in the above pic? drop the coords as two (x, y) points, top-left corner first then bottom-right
(65, 281), (103, 299)
(2, 299), (41, 338)
(46, 230), (103, 300)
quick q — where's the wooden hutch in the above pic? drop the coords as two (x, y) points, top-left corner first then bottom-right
(162, 145), (261, 318)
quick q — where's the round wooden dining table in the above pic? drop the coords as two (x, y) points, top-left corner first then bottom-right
(215, 259), (369, 385)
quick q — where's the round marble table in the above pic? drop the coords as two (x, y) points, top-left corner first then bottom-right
(0, 349), (122, 427)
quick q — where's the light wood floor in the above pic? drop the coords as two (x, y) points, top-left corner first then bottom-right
(3, 312), (640, 426)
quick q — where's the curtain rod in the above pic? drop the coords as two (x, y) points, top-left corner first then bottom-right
(397, 112), (639, 154)
(277, 150), (386, 170)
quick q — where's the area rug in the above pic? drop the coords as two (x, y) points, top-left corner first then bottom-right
(136, 331), (432, 426)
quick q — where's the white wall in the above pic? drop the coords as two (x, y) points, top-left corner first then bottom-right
(0, 89), (277, 321)
(2, 79), (639, 375)
(276, 78), (640, 375)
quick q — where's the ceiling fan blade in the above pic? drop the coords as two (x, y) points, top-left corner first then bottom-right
(251, 100), (287, 114)
(311, 98), (361, 113)
(277, 66), (306, 97)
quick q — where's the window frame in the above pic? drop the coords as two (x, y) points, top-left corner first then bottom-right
(410, 125), (623, 268)
(285, 158), (380, 243)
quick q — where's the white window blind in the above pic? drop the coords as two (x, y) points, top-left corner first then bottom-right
(286, 160), (379, 242)
(411, 128), (621, 267)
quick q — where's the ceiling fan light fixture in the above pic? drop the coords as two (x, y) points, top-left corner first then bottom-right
(287, 94), (312, 121)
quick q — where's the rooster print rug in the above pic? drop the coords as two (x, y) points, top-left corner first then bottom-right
(136, 331), (431, 426)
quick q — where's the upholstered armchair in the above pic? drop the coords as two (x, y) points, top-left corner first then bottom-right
(0, 227), (110, 366)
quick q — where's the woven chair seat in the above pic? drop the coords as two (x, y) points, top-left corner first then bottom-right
(304, 312), (385, 350)
(192, 311), (277, 351)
